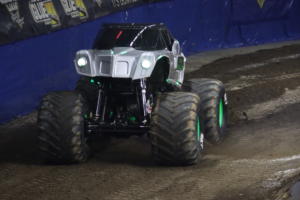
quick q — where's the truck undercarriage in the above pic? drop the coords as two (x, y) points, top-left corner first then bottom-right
(85, 77), (155, 136)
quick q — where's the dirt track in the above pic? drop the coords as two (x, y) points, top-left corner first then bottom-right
(1, 45), (300, 200)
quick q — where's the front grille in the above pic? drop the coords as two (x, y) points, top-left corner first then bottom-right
(100, 56), (112, 75)
(115, 61), (129, 76)
(101, 60), (111, 74)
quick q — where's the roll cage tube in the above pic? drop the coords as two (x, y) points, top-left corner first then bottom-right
(93, 25), (173, 51)
(130, 25), (156, 47)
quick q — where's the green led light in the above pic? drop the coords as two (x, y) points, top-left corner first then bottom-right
(166, 79), (181, 86)
(119, 51), (128, 55)
(90, 79), (95, 84)
(157, 55), (165, 60)
(129, 116), (136, 122)
(166, 79), (172, 83)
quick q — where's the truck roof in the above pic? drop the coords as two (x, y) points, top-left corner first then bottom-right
(102, 23), (168, 30)
(93, 23), (175, 51)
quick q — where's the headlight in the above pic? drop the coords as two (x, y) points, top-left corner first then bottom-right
(140, 53), (155, 69)
(141, 59), (152, 69)
(77, 57), (88, 67)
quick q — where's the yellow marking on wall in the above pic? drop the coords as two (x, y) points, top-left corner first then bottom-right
(257, 0), (266, 8)
(44, 1), (59, 25)
(74, 0), (87, 17)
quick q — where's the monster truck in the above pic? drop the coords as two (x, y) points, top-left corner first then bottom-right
(37, 23), (228, 165)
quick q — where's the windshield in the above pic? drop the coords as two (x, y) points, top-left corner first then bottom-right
(93, 28), (141, 50)
(93, 27), (166, 51)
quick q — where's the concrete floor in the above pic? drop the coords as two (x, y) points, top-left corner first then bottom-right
(1, 42), (300, 200)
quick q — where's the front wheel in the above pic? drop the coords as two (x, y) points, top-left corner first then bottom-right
(149, 92), (203, 166)
(37, 91), (90, 164)
(183, 79), (228, 144)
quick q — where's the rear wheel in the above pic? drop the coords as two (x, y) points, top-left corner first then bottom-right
(37, 91), (90, 164)
(183, 79), (228, 144)
(149, 92), (203, 165)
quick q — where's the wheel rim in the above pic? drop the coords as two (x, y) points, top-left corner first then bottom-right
(219, 99), (224, 128)
(196, 116), (201, 141)
(196, 116), (204, 150)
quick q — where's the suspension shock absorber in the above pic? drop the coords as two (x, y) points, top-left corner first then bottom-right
(95, 81), (107, 122)
(137, 78), (150, 124)
(87, 80), (107, 134)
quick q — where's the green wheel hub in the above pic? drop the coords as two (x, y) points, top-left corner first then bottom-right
(196, 116), (201, 141)
(219, 99), (224, 128)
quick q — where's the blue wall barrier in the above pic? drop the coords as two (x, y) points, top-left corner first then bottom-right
(1, 0), (300, 123)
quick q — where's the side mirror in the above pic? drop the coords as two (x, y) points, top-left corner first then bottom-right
(172, 40), (181, 55)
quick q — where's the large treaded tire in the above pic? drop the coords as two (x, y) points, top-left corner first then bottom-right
(149, 92), (203, 166)
(183, 78), (228, 144)
(37, 91), (90, 164)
